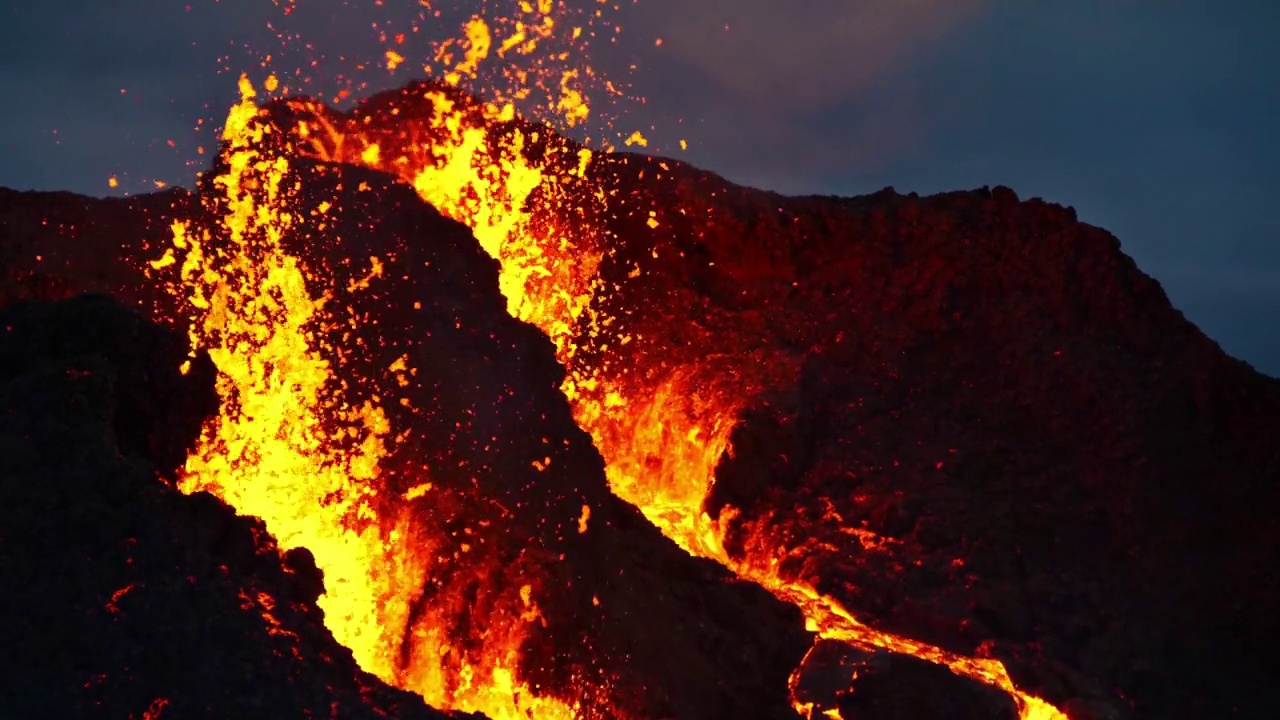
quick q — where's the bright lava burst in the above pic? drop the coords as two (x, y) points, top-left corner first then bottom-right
(161, 75), (579, 720)
(155, 2), (1069, 719)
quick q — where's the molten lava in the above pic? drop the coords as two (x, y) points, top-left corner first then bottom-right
(147, 2), (1069, 718)
(262, 81), (1067, 720)
(161, 77), (579, 720)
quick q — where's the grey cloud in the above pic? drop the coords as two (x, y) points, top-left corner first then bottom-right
(612, 0), (986, 188)
(637, 0), (985, 112)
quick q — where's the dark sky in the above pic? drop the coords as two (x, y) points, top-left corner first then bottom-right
(1, 1), (1275, 376)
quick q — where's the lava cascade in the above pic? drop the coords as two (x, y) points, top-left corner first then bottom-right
(140, 2), (1071, 718)
(157, 77), (580, 719)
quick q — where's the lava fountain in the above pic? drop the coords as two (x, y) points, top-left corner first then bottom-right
(151, 2), (1068, 718)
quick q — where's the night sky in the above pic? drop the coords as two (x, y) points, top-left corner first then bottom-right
(1, 1), (1275, 375)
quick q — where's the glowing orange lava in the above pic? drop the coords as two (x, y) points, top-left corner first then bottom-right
(154, 2), (1069, 718)
(161, 75), (578, 720)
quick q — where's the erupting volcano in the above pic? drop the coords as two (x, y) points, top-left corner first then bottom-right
(3, 3), (1279, 720)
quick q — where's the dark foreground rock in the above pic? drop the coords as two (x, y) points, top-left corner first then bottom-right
(792, 640), (1018, 720)
(0, 295), (470, 720)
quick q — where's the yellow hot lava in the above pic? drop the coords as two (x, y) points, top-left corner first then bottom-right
(291, 87), (603, 352)
(160, 76), (577, 720)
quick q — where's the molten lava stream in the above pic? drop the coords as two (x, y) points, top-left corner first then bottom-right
(276, 89), (1070, 719)
(160, 78), (579, 720)
(592, 420), (1065, 720)
(727, 531), (1066, 720)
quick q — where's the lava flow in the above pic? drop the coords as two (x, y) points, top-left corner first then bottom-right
(142, 3), (1070, 719)
(158, 76), (581, 720)
(271, 81), (1067, 720)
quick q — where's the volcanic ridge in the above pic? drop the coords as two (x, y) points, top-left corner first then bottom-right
(1, 80), (1277, 720)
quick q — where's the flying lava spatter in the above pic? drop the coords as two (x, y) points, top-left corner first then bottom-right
(154, 2), (1068, 718)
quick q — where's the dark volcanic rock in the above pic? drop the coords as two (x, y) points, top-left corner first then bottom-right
(0, 295), (468, 720)
(0, 292), (219, 475)
(840, 652), (1018, 720)
(793, 641), (1017, 720)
